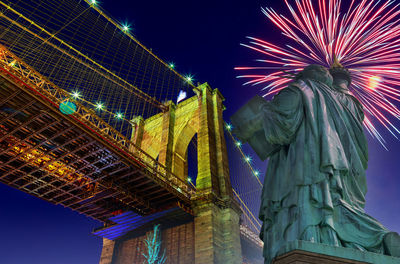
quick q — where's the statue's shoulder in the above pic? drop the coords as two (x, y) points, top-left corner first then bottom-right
(283, 79), (314, 95)
(271, 81), (304, 99)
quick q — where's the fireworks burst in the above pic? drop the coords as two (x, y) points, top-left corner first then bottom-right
(236, 0), (400, 146)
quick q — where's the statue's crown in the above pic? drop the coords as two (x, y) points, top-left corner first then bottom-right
(330, 55), (351, 84)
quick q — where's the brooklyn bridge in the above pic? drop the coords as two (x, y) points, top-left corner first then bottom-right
(0, 0), (263, 263)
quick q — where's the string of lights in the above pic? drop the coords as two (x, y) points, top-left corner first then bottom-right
(225, 123), (263, 187)
(224, 122), (263, 234)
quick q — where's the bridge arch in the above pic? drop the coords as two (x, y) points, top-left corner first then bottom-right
(127, 83), (243, 263)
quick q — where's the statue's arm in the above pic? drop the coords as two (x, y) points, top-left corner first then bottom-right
(230, 85), (303, 160)
(261, 85), (304, 145)
(231, 96), (279, 160)
(230, 96), (265, 142)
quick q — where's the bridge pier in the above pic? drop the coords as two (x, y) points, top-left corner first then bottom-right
(97, 83), (244, 263)
(99, 238), (115, 264)
(192, 83), (242, 264)
(193, 198), (242, 264)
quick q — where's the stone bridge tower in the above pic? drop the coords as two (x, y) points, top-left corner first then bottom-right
(99, 83), (243, 264)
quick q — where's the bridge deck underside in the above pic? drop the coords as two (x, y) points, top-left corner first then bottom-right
(0, 72), (189, 223)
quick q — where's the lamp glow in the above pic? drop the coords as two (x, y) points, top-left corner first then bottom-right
(95, 102), (104, 110)
(71, 91), (81, 99)
(115, 112), (123, 119)
(185, 75), (193, 83)
(121, 24), (131, 33)
(169, 63), (175, 69)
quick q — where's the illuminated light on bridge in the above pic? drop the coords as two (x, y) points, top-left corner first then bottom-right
(1, 130), (96, 193)
(115, 112), (124, 119)
(244, 156), (252, 163)
(185, 75), (193, 83)
(71, 91), (81, 99)
(95, 102), (104, 111)
(59, 101), (77, 115)
(169, 62), (175, 68)
(93, 208), (190, 240)
(121, 23), (131, 33)
(235, 140), (242, 147)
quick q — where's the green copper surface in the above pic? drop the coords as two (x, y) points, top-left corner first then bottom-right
(232, 65), (400, 264)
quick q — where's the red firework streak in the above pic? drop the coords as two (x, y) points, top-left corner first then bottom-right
(236, 0), (400, 147)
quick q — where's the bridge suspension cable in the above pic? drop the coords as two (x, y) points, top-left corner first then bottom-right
(0, 0), (194, 137)
(224, 123), (264, 236)
(81, 0), (197, 91)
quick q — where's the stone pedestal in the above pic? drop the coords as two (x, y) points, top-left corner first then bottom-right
(272, 240), (400, 264)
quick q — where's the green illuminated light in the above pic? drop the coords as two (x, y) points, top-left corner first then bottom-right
(245, 156), (252, 163)
(169, 63), (175, 69)
(185, 75), (193, 83)
(225, 124), (232, 131)
(89, 0), (97, 6)
(254, 171), (260, 177)
(188, 177), (192, 182)
(9, 60), (16, 67)
(71, 91), (81, 99)
(122, 24), (131, 33)
(115, 112), (123, 119)
(95, 102), (104, 110)
(235, 141), (242, 147)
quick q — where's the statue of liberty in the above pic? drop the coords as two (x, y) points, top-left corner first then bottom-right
(231, 60), (400, 263)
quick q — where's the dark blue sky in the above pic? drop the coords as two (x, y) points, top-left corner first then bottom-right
(1, 0), (399, 263)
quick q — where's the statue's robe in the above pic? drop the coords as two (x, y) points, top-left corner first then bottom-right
(232, 79), (389, 263)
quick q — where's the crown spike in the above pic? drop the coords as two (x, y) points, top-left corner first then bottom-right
(331, 54), (344, 69)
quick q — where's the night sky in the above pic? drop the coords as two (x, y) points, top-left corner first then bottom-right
(1, 0), (400, 263)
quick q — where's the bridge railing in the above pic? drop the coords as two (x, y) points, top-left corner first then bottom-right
(0, 45), (196, 201)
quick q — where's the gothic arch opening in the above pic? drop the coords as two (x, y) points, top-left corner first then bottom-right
(186, 133), (198, 186)
(173, 120), (198, 182)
